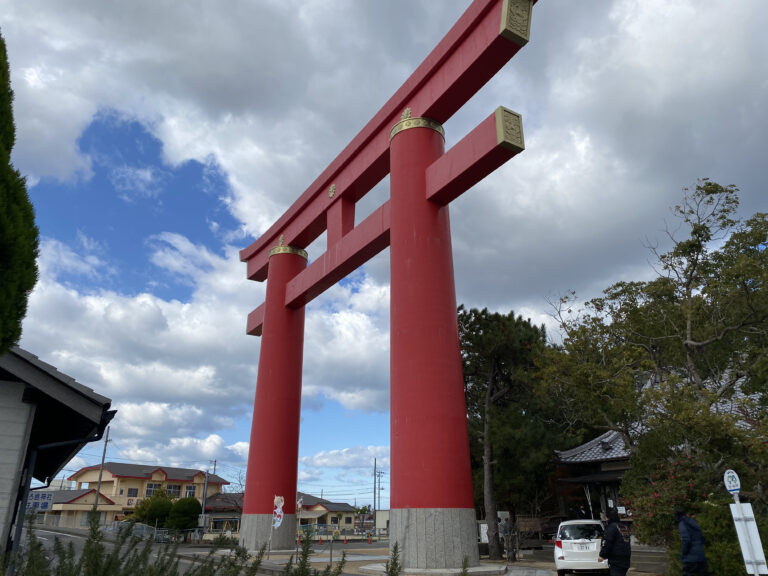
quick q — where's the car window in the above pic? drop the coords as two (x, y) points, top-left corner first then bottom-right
(559, 524), (604, 540)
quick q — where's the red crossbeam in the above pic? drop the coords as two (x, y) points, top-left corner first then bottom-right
(246, 105), (525, 334)
(427, 107), (524, 205)
(240, 0), (534, 282)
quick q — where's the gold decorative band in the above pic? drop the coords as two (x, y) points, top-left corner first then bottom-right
(269, 245), (308, 259)
(389, 116), (445, 141)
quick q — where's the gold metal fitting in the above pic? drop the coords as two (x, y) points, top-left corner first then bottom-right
(389, 115), (444, 142)
(499, 0), (532, 47)
(269, 245), (308, 259)
(269, 235), (308, 259)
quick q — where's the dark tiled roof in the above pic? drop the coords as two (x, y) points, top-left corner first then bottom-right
(46, 489), (115, 505)
(556, 431), (629, 464)
(6, 347), (111, 406)
(297, 491), (354, 512)
(69, 463), (228, 485)
(205, 492), (243, 512)
(207, 492), (355, 513)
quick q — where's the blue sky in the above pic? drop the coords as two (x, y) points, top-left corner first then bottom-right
(4, 0), (768, 510)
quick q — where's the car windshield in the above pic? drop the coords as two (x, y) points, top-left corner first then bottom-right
(559, 524), (603, 541)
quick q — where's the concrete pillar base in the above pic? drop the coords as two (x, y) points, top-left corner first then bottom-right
(240, 513), (296, 552)
(390, 508), (478, 570)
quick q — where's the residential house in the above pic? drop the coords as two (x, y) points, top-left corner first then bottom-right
(204, 492), (242, 534)
(41, 489), (122, 528)
(58, 463), (229, 527)
(296, 492), (356, 535)
(203, 491), (357, 537)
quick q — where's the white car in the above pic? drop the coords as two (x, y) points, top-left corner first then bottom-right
(553, 519), (609, 575)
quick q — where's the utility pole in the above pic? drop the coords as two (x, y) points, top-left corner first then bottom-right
(210, 459), (217, 475)
(92, 425), (110, 524)
(199, 463), (211, 541)
(376, 470), (384, 512)
(373, 458), (376, 536)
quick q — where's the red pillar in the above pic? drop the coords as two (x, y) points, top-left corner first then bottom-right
(240, 245), (307, 551)
(389, 115), (477, 569)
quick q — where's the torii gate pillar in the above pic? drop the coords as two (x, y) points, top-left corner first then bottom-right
(389, 117), (477, 566)
(240, 245), (308, 551)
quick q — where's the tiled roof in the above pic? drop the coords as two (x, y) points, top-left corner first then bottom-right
(205, 492), (243, 512)
(47, 489), (115, 505)
(69, 462), (228, 485)
(206, 492), (355, 513)
(6, 347), (111, 406)
(555, 430), (629, 464)
(298, 491), (355, 512)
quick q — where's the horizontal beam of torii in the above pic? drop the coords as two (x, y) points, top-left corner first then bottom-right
(240, 0), (534, 336)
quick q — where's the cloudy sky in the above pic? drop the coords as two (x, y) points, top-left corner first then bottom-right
(4, 0), (766, 509)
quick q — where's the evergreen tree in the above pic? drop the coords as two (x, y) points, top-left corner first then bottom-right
(0, 30), (39, 355)
(132, 491), (173, 527)
(167, 496), (202, 530)
(459, 306), (549, 559)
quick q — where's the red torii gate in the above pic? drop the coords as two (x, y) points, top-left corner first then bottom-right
(239, 0), (536, 569)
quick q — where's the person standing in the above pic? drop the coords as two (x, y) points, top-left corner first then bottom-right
(676, 508), (710, 575)
(598, 508), (631, 576)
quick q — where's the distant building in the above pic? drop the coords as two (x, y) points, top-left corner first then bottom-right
(54, 463), (229, 527)
(204, 491), (359, 537)
(204, 491), (243, 534)
(555, 430), (630, 520)
(296, 492), (356, 534)
(39, 489), (119, 528)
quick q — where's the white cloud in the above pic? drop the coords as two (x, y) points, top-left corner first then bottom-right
(301, 446), (389, 470)
(9, 0), (768, 501)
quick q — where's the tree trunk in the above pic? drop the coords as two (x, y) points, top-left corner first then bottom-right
(483, 363), (503, 560)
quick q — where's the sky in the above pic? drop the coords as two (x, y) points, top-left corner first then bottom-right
(3, 0), (767, 510)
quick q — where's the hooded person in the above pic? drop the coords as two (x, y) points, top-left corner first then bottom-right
(598, 508), (631, 576)
(676, 507), (710, 575)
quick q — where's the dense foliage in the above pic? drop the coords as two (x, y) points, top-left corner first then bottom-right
(166, 497), (202, 531)
(459, 305), (551, 558)
(132, 492), (173, 527)
(0, 31), (38, 355)
(542, 180), (768, 574)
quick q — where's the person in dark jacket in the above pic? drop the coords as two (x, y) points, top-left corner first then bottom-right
(676, 507), (709, 575)
(598, 508), (631, 576)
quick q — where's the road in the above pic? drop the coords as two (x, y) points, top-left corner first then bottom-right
(522, 544), (668, 575)
(29, 529), (668, 575)
(30, 528), (208, 574)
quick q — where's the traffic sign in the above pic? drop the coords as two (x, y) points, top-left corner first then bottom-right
(725, 469), (741, 494)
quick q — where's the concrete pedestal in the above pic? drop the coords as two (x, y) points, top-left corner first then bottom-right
(390, 508), (479, 570)
(240, 513), (297, 552)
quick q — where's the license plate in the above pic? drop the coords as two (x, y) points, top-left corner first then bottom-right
(578, 544), (591, 551)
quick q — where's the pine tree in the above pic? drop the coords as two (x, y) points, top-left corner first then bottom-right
(0, 29), (39, 354)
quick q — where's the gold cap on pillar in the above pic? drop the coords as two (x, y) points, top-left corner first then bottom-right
(389, 107), (445, 141)
(269, 235), (308, 259)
